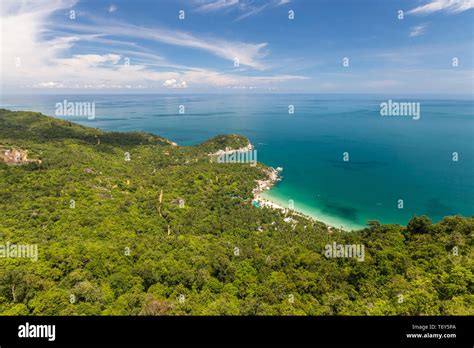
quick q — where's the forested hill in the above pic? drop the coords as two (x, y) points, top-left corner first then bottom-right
(0, 109), (472, 315)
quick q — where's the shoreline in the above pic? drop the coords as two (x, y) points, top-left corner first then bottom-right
(252, 166), (364, 231)
(260, 190), (365, 231)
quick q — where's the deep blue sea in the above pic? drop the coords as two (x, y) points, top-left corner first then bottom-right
(1, 94), (473, 230)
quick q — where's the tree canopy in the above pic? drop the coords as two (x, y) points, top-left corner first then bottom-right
(0, 109), (472, 315)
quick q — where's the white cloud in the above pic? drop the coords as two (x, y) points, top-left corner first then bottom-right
(0, 0), (306, 91)
(163, 79), (188, 88)
(64, 19), (269, 69)
(407, 0), (474, 15)
(235, 5), (269, 21)
(194, 0), (239, 12)
(193, 0), (290, 20)
(36, 81), (64, 88)
(55, 54), (122, 67)
(409, 24), (428, 37)
(108, 4), (117, 13)
(178, 69), (307, 88)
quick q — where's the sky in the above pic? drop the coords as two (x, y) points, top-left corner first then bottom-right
(0, 0), (473, 94)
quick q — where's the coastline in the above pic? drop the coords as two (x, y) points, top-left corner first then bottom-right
(260, 190), (365, 231)
(252, 166), (365, 231)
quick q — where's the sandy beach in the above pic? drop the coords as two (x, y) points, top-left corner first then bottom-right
(251, 166), (364, 231)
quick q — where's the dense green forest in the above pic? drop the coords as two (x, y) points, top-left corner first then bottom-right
(0, 109), (472, 315)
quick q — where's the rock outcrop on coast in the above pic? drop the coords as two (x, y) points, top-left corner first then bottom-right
(253, 166), (281, 196)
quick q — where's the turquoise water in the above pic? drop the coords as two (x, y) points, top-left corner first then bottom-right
(1, 94), (473, 230)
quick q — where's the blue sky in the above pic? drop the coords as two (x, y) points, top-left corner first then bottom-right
(1, 0), (473, 94)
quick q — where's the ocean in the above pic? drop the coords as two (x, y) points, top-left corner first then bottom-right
(1, 94), (473, 230)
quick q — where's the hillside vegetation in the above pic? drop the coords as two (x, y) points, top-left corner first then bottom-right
(0, 109), (472, 315)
